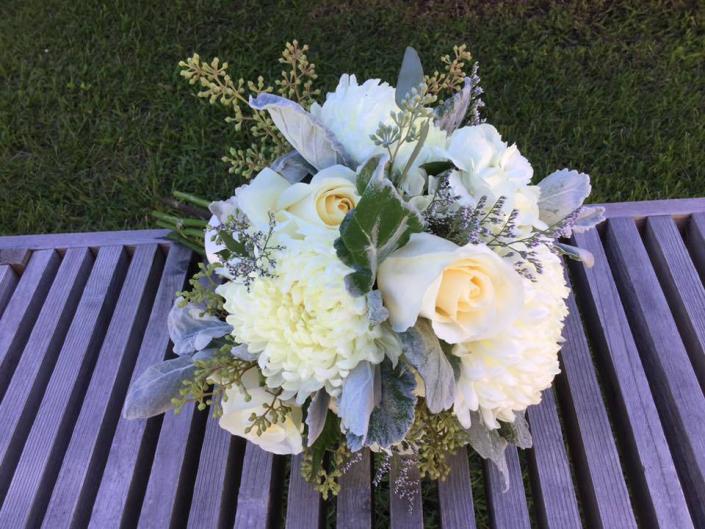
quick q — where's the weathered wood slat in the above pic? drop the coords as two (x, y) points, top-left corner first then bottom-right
(336, 449), (372, 529)
(233, 443), (281, 529)
(390, 455), (423, 529)
(437, 448), (476, 529)
(526, 388), (582, 529)
(0, 265), (18, 320)
(0, 248), (30, 268)
(87, 244), (192, 529)
(41, 244), (163, 529)
(0, 248), (92, 503)
(285, 454), (324, 529)
(687, 213), (705, 281)
(484, 446), (531, 529)
(0, 229), (170, 250)
(554, 289), (637, 529)
(0, 245), (128, 529)
(644, 216), (705, 392)
(0, 249), (60, 402)
(604, 217), (705, 526)
(138, 402), (206, 528)
(600, 197), (705, 222)
(572, 227), (694, 529)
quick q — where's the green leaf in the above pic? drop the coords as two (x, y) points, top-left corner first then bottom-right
(396, 46), (424, 107)
(219, 230), (246, 255)
(355, 154), (386, 195)
(420, 160), (454, 176)
(336, 156), (424, 296)
(309, 412), (341, 475)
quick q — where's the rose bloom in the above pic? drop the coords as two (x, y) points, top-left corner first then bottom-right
(377, 232), (524, 344)
(219, 368), (303, 454)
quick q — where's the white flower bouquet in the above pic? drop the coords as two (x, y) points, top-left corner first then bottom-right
(124, 43), (604, 497)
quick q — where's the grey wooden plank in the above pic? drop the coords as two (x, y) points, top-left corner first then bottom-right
(390, 454), (423, 529)
(40, 244), (163, 529)
(233, 443), (281, 529)
(600, 197), (705, 220)
(88, 244), (192, 529)
(604, 216), (705, 526)
(645, 215), (705, 393)
(0, 228), (170, 250)
(285, 453), (323, 529)
(0, 245), (128, 528)
(0, 249), (60, 403)
(572, 227), (694, 529)
(0, 265), (18, 321)
(554, 289), (637, 529)
(688, 213), (705, 282)
(137, 401), (206, 529)
(0, 248), (92, 501)
(187, 420), (244, 529)
(484, 446), (531, 529)
(0, 248), (30, 268)
(526, 388), (582, 529)
(438, 448), (477, 529)
(336, 449), (372, 529)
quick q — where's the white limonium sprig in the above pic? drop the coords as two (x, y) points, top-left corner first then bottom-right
(124, 42), (605, 504)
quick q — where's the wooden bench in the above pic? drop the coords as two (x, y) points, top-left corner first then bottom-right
(0, 197), (704, 529)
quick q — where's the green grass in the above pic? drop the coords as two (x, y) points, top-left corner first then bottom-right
(1, 0), (704, 236)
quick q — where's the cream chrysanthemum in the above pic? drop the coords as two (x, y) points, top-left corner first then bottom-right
(217, 230), (398, 403)
(452, 246), (569, 429)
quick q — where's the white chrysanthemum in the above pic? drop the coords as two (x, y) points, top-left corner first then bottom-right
(311, 74), (447, 196)
(452, 246), (569, 429)
(217, 230), (399, 403)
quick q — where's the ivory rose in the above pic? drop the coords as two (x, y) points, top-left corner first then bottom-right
(219, 368), (304, 455)
(377, 232), (524, 343)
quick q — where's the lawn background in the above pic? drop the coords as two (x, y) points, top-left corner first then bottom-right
(1, 0), (704, 236)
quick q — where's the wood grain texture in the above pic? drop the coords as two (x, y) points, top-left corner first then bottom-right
(526, 388), (582, 529)
(336, 449), (372, 529)
(233, 443), (282, 529)
(484, 446), (531, 529)
(437, 448), (476, 529)
(41, 245), (163, 529)
(644, 216), (705, 393)
(0, 248), (30, 268)
(285, 454), (323, 529)
(0, 245), (128, 529)
(87, 244), (192, 529)
(0, 249), (60, 402)
(188, 420), (244, 529)
(0, 229), (170, 250)
(555, 288), (637, 529)
(0, 265), (18, 321)
(572, 227), (694, 528)
(0, 248), (92, 504)
(687, 213), (705, 283)
(599, 197), (705, 221)
(389, 455), (423, 529)
(604, 217), (705, 526)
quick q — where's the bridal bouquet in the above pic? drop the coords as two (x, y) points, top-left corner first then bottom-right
(124, 42), (603, 497)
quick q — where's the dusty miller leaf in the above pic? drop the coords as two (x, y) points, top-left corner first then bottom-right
(396, 46), (425, 107)
(537, 169), (592, 226)
(364, 359), (417, 449)
(249, 93), (350, 170)
(167, 298), (232, 356)
(433, 76), (473, 133)
(467, 411), (510, 491)
(571, 206), (606, 234)
(400, 319), (455, 413)
(271, 150), (315, 183)
(335, 155), (424, 296)
(556, 242), (595, 268)
(339, 361), (377, 439)
(123, 356), (195, 419)
(231, 344), (258, 361)
(499, 413), (533, 449)
(305, 390), (331, 446)
(366, 290), (389, 326)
